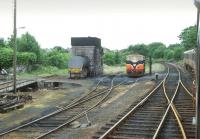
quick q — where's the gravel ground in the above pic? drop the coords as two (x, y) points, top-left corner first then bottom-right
(52, 78), (157, 139)
(0, 78), (94, 132)
(0, 72), (165, 138)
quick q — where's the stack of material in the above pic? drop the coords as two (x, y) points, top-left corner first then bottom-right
(0, 94), (32, 113)
(71, 37), (103, 76)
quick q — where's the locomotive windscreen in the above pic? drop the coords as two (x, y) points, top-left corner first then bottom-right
(126, 55), (145, 62)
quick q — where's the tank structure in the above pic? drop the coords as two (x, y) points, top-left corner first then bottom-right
(68, 37), (103, 78)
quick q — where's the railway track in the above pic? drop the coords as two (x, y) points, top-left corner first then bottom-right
(94, 64), (196, 139)
(0, 75), (127, 139)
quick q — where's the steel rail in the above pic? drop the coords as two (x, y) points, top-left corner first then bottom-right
(35, 76), (127, 139)
(0, 77), (106, 136)
(177, 65), (196, 100)
(153, 64), (187, 139)
(180, 82), (196, 100)
(59, 76), (107, 108)
(162, 68), (182, 120)
(176, 65), (196, 100)
(98, 71), (169, 139)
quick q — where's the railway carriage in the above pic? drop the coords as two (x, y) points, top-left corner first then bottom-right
(183, 49), (197, 74)
(126, 54), (145, 77)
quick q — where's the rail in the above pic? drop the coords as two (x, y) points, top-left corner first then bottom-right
(0, 77), (106, 136)
(153, 64), (187, 139)
(35, 76), (127, 139)
(0, 75), (127, 138)
(98, 68), (169, 139)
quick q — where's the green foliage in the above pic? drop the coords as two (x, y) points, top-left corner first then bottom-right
(152, 48), (165, 59)
(0, 47), (13, 69)
(127, 44), (148, 56)
(17, 52), (37, 65)
(53, 46), (69, 53)
(103, 51), (116, 65)
(47, 49), (70, 69)
(103, 50), (126, 66)
(173, 47), (184, 60)
(168, 43), (182, 49)
(0, 38), (6, 48)
(17, 32), (41, 61)
(179, 25), (197, 50)
(148, 42), (166, 57)
(164, 49), (174, 60)
(37, 49), (48, 65)
(18, 66), (67, 78)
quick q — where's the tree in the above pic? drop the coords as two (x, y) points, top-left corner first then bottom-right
(148, 42), (166, 57)
(127, 44), (148, 56)
(173, 47), (184, 60)
(17, 32), (41, 61)
(0, 48), (13, 69)
(152, 47), (165, 59)
(114, 51), (121, 64)
(0, 38), (5, 48)
(47, 47), (70, 69)
(168, 43), (182, 49)
(17, 52), (37, 65)
(53, 46), (68, 53)
(103, 51), (116, 65)
(164, 49), (174, 60)
(179, 25), (197, 50)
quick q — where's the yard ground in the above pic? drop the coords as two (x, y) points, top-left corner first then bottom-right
(0, 63), (166, 138)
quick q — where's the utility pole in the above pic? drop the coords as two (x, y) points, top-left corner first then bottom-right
(13, 0), (17, 94)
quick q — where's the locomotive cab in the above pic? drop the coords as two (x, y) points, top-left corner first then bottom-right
(126, 55), (145, 77)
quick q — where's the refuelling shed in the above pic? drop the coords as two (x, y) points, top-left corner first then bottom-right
(70, 37), (103, 77)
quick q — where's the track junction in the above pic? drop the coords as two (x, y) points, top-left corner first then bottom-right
(0, 75), (130, 139)
(93, 63), (196, 139)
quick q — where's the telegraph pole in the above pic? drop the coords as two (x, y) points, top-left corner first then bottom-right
(13, 0), (17, 94)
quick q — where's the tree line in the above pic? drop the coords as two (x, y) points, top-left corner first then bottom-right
(103, 25), (197, 65)
(0, 32), (70, 71)
(0, 24), (197, 71)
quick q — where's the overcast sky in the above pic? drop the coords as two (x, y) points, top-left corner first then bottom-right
(0, 0), (197, 50)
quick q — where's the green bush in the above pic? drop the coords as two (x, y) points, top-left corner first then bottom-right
(164, 50), (174, 60)
(174, 47), (184, 60)
(17, 52), (37, 65)
(47, 51), (70, 69)
(0, 47), (13, 69)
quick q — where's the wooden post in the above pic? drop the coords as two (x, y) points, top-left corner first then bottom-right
(13, 0), (17, 94)
(149, 56), (152, 75)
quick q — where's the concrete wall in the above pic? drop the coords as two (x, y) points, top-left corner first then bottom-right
(72, 46), (103, 76)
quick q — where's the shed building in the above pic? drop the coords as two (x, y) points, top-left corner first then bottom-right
(70, 37), (103, 77)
